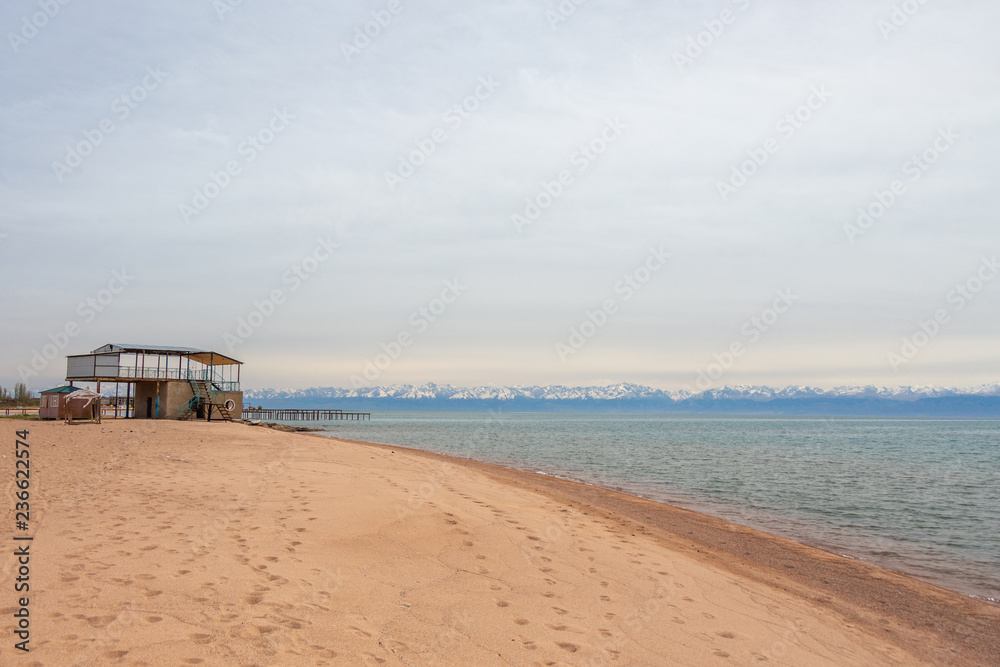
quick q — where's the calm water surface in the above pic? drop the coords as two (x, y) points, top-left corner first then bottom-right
(296, 413), (999, 602)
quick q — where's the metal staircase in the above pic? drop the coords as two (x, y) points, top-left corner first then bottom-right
(214, 395), (233, 421)
(175, 383), (202, 421)
(175, 379), (233, 422)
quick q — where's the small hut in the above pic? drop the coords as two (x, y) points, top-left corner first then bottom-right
(39, 385), (99, 420)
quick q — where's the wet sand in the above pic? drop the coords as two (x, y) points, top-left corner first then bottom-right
(1, 419), (997, 665)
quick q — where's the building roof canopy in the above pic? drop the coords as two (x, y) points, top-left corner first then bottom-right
(90, 344), (242, 366)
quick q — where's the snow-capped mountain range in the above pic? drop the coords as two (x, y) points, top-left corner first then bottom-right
(245, 382), (1000, 402)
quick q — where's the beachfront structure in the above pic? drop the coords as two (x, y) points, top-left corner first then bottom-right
(39, 385), (92, 420)
(64, 344), (243, 421)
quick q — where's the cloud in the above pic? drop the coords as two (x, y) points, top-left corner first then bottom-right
(2, 0), (998, 390)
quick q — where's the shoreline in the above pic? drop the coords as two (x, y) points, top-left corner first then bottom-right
(305, 431), (1000, 665)
(307, 427), (998, 605)
(4, 419), (998, 665)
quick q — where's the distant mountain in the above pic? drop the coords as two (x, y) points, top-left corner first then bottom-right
(242, 383), (1000, 416)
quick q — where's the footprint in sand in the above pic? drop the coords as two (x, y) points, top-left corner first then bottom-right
(310, 645), (337, 658)
(513, 618), (529, 625)
(84, 615), (118, 628)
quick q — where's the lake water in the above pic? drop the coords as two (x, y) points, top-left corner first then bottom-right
(302, 412), (1000, 603)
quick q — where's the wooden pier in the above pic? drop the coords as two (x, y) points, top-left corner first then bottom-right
(241, 408), (370, 421)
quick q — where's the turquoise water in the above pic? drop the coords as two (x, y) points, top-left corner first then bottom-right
(304, 412), (1000, 602)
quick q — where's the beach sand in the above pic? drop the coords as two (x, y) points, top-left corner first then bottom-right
(2, 419), (997, 666)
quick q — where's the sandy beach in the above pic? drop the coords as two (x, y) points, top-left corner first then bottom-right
(2, 419), (998, 666)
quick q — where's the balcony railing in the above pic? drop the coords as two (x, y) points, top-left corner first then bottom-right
(112, 366), (239, 391)
(117, 366), (185, 380)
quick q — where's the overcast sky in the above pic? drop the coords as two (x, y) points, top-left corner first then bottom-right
(1, 0), (998, 392)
